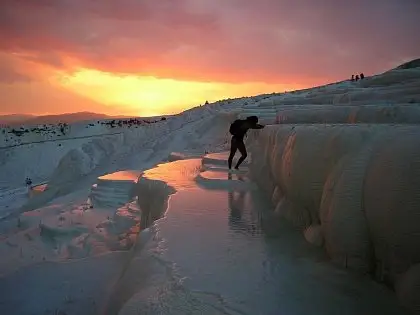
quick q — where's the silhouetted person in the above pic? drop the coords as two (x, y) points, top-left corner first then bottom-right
(228, 116), (264, 170)
(355, 74), (360, 81)
(360, 73), (365, 80)
(351, 74), (355, 81)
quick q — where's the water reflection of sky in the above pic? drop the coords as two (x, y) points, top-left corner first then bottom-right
(121, 156), (406, 315)
(98, 170), (143, 182)
(142, 159), (203, 190)
(228, 190), (260, 237)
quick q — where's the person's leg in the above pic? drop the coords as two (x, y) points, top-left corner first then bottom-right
(234, 140), (247, 169)
(228, 137), (238, 169)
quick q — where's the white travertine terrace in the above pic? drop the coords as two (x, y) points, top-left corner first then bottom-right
(248, 124), (420, 310)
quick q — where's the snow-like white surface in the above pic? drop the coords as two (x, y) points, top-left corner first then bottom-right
(0, 65), (419, 314)
(0, 105), (238, 260)
(0, 106), (236, 209)
(248, 124), (420, 312)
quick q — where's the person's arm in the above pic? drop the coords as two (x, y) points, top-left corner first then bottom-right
(251, 124), (264, 129)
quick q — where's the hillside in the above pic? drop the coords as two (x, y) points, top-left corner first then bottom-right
(0, 112), (170, 127)
(396, 58), (420, 70)
(0, 114), (36, 125)
(9, 112), (112, 126)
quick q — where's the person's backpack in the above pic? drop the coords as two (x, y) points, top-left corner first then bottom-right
(229, 119), (242, 136)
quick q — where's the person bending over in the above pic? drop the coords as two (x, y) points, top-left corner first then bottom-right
(228, 116), (264, 170)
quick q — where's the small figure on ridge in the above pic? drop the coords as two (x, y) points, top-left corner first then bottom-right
(25, 177), (33, 194)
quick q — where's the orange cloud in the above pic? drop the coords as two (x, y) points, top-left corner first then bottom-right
(0, 81), (116, 116)
(50, 68), (301, 116)
(0, 52), (302, 116)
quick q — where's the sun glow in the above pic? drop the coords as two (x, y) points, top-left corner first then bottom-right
(53, 68), (301, 116)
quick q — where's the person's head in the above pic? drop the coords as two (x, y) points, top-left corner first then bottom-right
(246, 116), (258, 125)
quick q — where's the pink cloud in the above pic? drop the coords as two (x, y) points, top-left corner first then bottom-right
(0, 0), (419, 85)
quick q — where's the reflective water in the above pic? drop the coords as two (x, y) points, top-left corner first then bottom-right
(112, 159), (405, 315)
(141, 159), (203, 191)
(31, 184), (47, 194)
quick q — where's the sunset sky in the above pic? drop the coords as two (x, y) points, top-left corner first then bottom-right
(0, 0), (419, 117)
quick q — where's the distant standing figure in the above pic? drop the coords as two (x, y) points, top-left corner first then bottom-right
(360, 73), (365, 80)
(25, 177), (33, 194)
(25, 177), (32, 187)
(355, 74), (360, 81)
(351, 74), (355, 81)
(228, 116), (264, 171)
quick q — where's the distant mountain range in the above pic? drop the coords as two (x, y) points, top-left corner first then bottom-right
(0, 112), (141, 126)
(0, 114), (36, 124)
